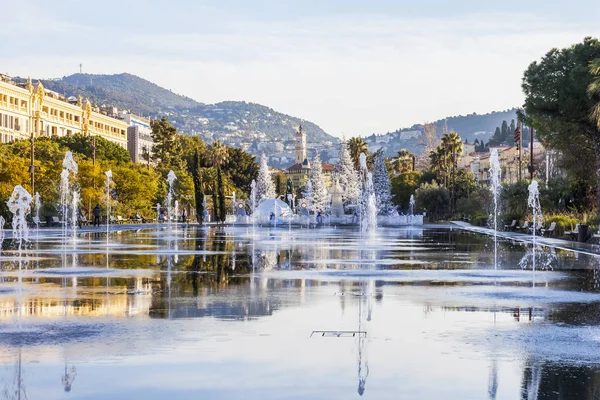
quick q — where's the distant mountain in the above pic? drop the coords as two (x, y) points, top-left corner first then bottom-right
(22, 73), (336, 145)
(366, 109), (519, 156)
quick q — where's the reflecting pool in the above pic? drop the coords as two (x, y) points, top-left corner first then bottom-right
(2, 225), (600, 399)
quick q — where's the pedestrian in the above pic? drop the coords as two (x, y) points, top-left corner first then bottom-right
(93, 204), (101, 226)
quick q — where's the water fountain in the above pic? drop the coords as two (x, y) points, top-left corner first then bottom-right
(105, 170), (112, 237)
(166, 170), (177, 227)
(60, 152), (79, 239)
(8, 185), (33, 330)
(527, 180), (542, 277)
(156, 203), (161, 223)
(409, 195), (415, 225)
(8, 185), (33, 249)
(0, 216), (5, 250)
(34, 192), (41, 233)
(359, 153), (377, 233)
(489, 149), (501, 270)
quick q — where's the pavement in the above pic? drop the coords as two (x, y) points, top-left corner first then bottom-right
(452, 220), (600, 257)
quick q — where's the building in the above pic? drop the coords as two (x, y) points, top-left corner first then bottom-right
(284, 124), (334, 188)
(0, 74), (128, 148)
(120, 112), (153, 163)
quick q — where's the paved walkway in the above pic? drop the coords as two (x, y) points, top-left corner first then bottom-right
(452, 221), (600, 257)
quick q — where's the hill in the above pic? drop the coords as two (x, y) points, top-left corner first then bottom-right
(365, 109), (519, 156)
(24, 73), (336, 145)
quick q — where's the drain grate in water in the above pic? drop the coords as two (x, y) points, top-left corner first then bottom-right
(311, 330), (367, 338)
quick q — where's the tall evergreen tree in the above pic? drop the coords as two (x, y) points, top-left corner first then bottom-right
(192, 148), (204, 223)
(216, 166), (226, 222)
(150, 117), (183, 170)
(372, 150), (396, 216)
(256, 153), (276, 202)
(307, 152), (329, 213)
(336, 140), (360, 206)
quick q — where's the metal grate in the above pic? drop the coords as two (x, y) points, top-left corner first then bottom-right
(311, 330), (367, 338)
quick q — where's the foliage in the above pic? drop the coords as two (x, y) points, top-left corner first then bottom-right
(52, 135), (130, 164)
(225, 147), (258, 195)
(395, 149), (414, 174)
(543, 214), (580, 236)
(522, 37), (600, 208)
(415, 181), (450, 221)
(588, 58), (600, 129)
(273, 171), (287, 196)
(456, 187), (491, 221)
(151, 117), (184, 170)
(391, 171), (421, 212)
(348, 137), (369, 170)
(216, 167), (226, 222)
(454, 170), (477, 201)
(501, 181), (529, 220)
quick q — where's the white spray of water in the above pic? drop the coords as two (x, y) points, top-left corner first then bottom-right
(156, 203), (161, 222)
(60, 152), (79, 239)
(105, 170), (112, 237)
(8, 185), (33, 248)
(0, 216), (5, 250)
(250, 180), (257, 225)
(359, 153), (377, 233)
(34, 192), (41, 231)
(409, 194), (416, 225)
(489, 149), (501, 270)
(166, 170), (177, 226)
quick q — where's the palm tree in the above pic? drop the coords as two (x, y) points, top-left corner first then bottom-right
(396, 149), (413, 174)
(588, 58), (600, 129)
(441, 131), (464, 211)
(348, 137), (369, 170)
(206, 140), (228, 168)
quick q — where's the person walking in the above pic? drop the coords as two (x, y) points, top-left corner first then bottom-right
(93, 204), (101, 226)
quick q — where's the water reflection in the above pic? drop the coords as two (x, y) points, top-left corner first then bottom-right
(1, 226), (600, 398)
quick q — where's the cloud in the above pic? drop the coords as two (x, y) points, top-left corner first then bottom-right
(2, 6), (598, 137)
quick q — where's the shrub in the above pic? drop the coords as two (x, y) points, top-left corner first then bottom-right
(415, 181), (450, 221)
(543, 214), (580, 236)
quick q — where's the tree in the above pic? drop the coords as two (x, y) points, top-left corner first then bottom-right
(226, 147), (258, 195)
(273, 171), (287, 196)
(391, 171), (421, 212)
(216, 166), (226, 222)
(206, 140), (228, 168)
(522, 37), (600, 209)
(151, 117), (183, 170)
(336, 140), (360, 206)
(348, 137), (369, 170)
(415, 181), (450, 221)
(396, 149), (413, 174)
(256, 153), (276, 202)
(589, 58), (600, 129)
(441, 131), (463, 211)
(191, 148), (205, 223)
(372, 150), (396, 216)
(307, 152), (328, 213)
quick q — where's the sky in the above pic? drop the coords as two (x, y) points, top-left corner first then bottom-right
(1, 0), (599, 137)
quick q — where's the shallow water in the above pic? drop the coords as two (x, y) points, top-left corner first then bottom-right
(1, 225), (600, 399)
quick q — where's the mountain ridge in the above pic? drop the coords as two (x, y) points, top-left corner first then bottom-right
(19, 72), (337, 145)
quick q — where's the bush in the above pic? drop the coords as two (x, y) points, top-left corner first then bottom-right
(500, 212), (524, 230)
(415, 181), (450, 221)
(471, 212), (488, 227)
(543, 214), (580, 235)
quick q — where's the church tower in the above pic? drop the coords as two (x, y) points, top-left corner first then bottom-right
(295, 124), (307, 165)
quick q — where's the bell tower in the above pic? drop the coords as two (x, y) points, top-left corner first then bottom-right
(295, 124), (307, 165)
